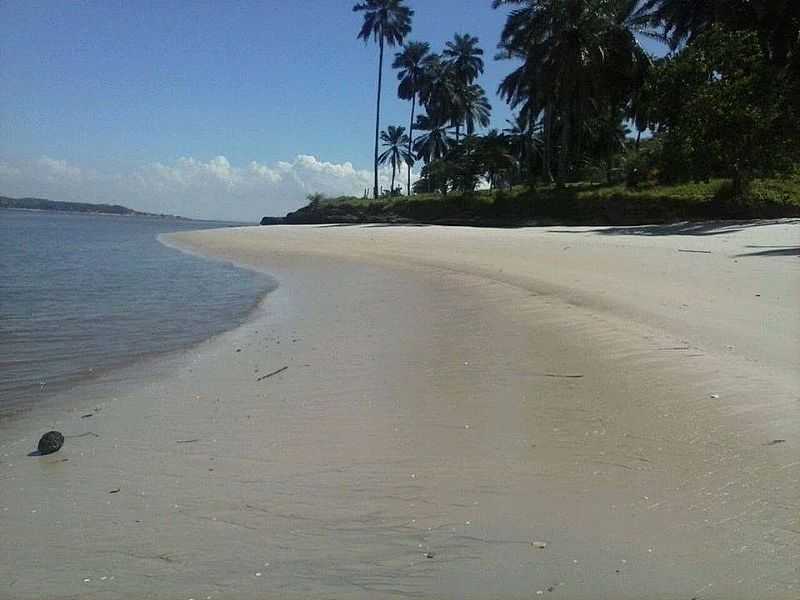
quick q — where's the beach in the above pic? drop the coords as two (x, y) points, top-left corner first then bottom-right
(1, 220), (798, 599)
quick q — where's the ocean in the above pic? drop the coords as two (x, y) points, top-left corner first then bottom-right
(0, 209), (274, 414)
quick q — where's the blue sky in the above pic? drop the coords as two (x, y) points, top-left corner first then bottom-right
(0, 0), (666, 221)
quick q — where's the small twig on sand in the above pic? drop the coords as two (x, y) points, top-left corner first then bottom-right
(533, 373), (584, 379)
(65, 432), (100, 439)
(176, 439), (200, 444)
(257, 366), (288, 381)
(677, 249), (712, 254)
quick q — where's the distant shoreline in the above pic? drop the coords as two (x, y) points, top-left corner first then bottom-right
(0, 205), (189, 220)
(0, 194), (188, 220)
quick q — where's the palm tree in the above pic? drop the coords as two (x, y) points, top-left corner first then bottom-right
(354, 0), (413, 198)
(459, 84), (492, 136)
(412, 113), (453, 165)
(443, 33), (485, 84)
(494, 0), (651, 184)
(634, 0), (718, 50)
(587, 109), (630, 182)
(504, 112), (543, 182)
(393, 41), (431, 195)
(479, 130), (516, 189)
(635, 0), (798, 66)
(443, 33), (486, 140)
(417, 54), (459, 123)
(378, 125), (413, 195)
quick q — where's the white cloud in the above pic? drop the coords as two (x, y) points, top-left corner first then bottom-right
(0, 161), (22, 178)
(0, 154), (419, 221)
(37, 156), (83, 181)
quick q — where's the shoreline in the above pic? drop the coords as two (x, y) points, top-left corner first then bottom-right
(1, 222), (798, 598)
(0, 220), (274, 420)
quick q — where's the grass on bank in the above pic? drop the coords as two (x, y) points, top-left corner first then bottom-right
(284, 176), (800, 226)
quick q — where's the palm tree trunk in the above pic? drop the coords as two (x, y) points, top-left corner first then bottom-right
(543, 104), (554, 184)
(455, 123), (460, 144)
(373, 37), (384, 199)
(391, 160), (396, 195)
(408, 94), (416, 196)
(557, 106), (571, 186)
(635, 129), (642, 151)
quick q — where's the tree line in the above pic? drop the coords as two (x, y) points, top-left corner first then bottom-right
(353, 0), (799, 198)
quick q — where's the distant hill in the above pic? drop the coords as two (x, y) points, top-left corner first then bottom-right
(0, 195), (186, 219)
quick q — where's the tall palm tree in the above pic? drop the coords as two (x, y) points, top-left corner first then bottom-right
(378, 125), (413, 195)
(354, 0), (413, 198)
(412, 113), (453, 165)
(393, 41), (431, 195)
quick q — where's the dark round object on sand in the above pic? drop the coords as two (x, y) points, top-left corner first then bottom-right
(38, 431), (64, 455)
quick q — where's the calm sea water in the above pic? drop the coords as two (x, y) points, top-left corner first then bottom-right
(0, 209), (274, 413)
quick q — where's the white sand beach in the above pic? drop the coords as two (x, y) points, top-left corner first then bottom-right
(1, 220), (798, 599)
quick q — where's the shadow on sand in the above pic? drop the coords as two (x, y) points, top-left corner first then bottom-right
(548, 219), (800, 237)
(733, 246), (800, 258)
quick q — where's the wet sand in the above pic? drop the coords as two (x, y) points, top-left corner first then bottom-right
(1, 221), (798, 599)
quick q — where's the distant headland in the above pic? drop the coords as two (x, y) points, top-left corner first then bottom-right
(0, 195), (188, 219)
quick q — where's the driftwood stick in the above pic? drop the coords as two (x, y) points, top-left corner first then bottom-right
(533, 373), (584, 379)
(257, 366), (288, 382)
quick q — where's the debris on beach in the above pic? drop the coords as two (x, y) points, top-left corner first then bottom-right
(531, 541), (548, 549)
(108, 488), (120, 494)
(67, 431), (99, 439)
(425, 552), (435, 559)
(81, 413), (94, 418)
(257, 366), (288, 381)
(765, 439), (786, 446)
(37, 431), (64, 455)
(176, 439), (200, 444)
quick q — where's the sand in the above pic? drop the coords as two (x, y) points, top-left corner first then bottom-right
(1, 220), (798, 599)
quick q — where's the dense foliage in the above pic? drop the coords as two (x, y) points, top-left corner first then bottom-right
(348, 0), (798, 205)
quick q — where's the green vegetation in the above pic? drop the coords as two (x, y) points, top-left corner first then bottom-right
(281, 176), (800, 226)
(286, 1), (799, 226)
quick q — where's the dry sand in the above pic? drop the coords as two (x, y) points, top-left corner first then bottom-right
(1, 220), (798, 599)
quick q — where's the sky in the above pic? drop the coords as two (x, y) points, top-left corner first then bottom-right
(0, 0), (667, 221)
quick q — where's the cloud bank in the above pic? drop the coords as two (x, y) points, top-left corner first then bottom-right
(0, 154), (417, 222)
